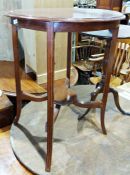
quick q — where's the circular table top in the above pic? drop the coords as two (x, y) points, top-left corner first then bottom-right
(82, 24), (130, 39)
(7, 8), (124, 23)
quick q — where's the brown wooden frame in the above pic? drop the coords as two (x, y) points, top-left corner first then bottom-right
(96, 0), (123, 12)
(7, 8), (124, 172)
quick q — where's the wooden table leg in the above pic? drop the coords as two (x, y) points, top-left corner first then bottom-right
(45, 22), (55, 172)
(12, 24), (22, 124)
(101, 27), (119, 135)
(67, 32), (72, 87)
(110, 87), (130, 115)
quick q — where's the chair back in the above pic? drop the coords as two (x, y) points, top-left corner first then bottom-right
(113, 39), (130, 77)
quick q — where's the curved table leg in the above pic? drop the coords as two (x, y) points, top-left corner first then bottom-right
(100, 107), (107, 134)
(110, 87), (130, 116)
(12, 25), (22, 124)
(78, 83), (103, 120)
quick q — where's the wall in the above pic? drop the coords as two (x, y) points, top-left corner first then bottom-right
(24, 0), (73, 84)
(0, 0), (73, 84)
(0, 0), (22, 60)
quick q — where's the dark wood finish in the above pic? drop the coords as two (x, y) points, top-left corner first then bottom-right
(83, 25), (130, 40)
(100, 32), (118, 134)
(12, 25), (22, 124)
(67, 32), (72, 87)
(0, 95), (14, 128)
(80, 24), (130, 120)
(7, 8), (124, 172)
(0, 61), (46, 94)
(0, 60), (46, 127)
(7, 8), (124, 23)
(96, 0), (123, 12)
(46, 22), (55, 172)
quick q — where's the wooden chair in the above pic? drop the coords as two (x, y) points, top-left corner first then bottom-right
(79, 38), (130, 119)
(90, 39), (130, 87)
(73, 40), (105, 84)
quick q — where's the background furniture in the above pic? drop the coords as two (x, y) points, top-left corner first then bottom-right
(79, 24), (130, 120)
(90, 38), (130, 87)
(96, 0), (123, 11)
(73, 41), (104, 84)
(23, 0), (74, 84)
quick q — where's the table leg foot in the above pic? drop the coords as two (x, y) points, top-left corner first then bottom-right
(78, 84), (103, 120)
(45, 167), (51, 172)
(14, 107), (21, 124)
(110, 88), (130, 116)
(101, 108), (107, 135)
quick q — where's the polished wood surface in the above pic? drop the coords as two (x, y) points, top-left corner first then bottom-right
(97, 0), (123, 12)
(7, 8), (124, 22)
(81, 25), (130, 120)
(0, 61), (46, 94)
(8, 8), (124, 172)
(90, 38), (130, 87)
(0, 95), (14, 128)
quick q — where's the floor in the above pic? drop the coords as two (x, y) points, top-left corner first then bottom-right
(0, 62), (130, 175)
(0, 61), (46, 94)
(0, 126), (32, 175)
(5, 86), (130, 175)
(0, 62), (66, 175)
(0, 61), (39, 175)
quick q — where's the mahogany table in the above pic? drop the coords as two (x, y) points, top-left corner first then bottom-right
(7, 8), (124, 173)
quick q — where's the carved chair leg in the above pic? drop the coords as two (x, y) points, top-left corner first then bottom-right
(110, 87), (130, 115)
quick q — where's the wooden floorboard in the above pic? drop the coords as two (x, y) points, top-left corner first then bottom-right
(0, 61), (46, 95)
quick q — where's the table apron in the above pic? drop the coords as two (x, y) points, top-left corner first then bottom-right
(53, 21), (120, 32)
(11, 18), (120, 33)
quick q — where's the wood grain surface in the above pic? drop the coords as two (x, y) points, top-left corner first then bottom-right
(0, 61), (46, 94)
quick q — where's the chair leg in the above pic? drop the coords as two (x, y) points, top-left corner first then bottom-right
(78, 84), (103, 120)
(110, 87), (130, 116)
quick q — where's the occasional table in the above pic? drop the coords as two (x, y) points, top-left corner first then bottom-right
(7, 8), (124, 173)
